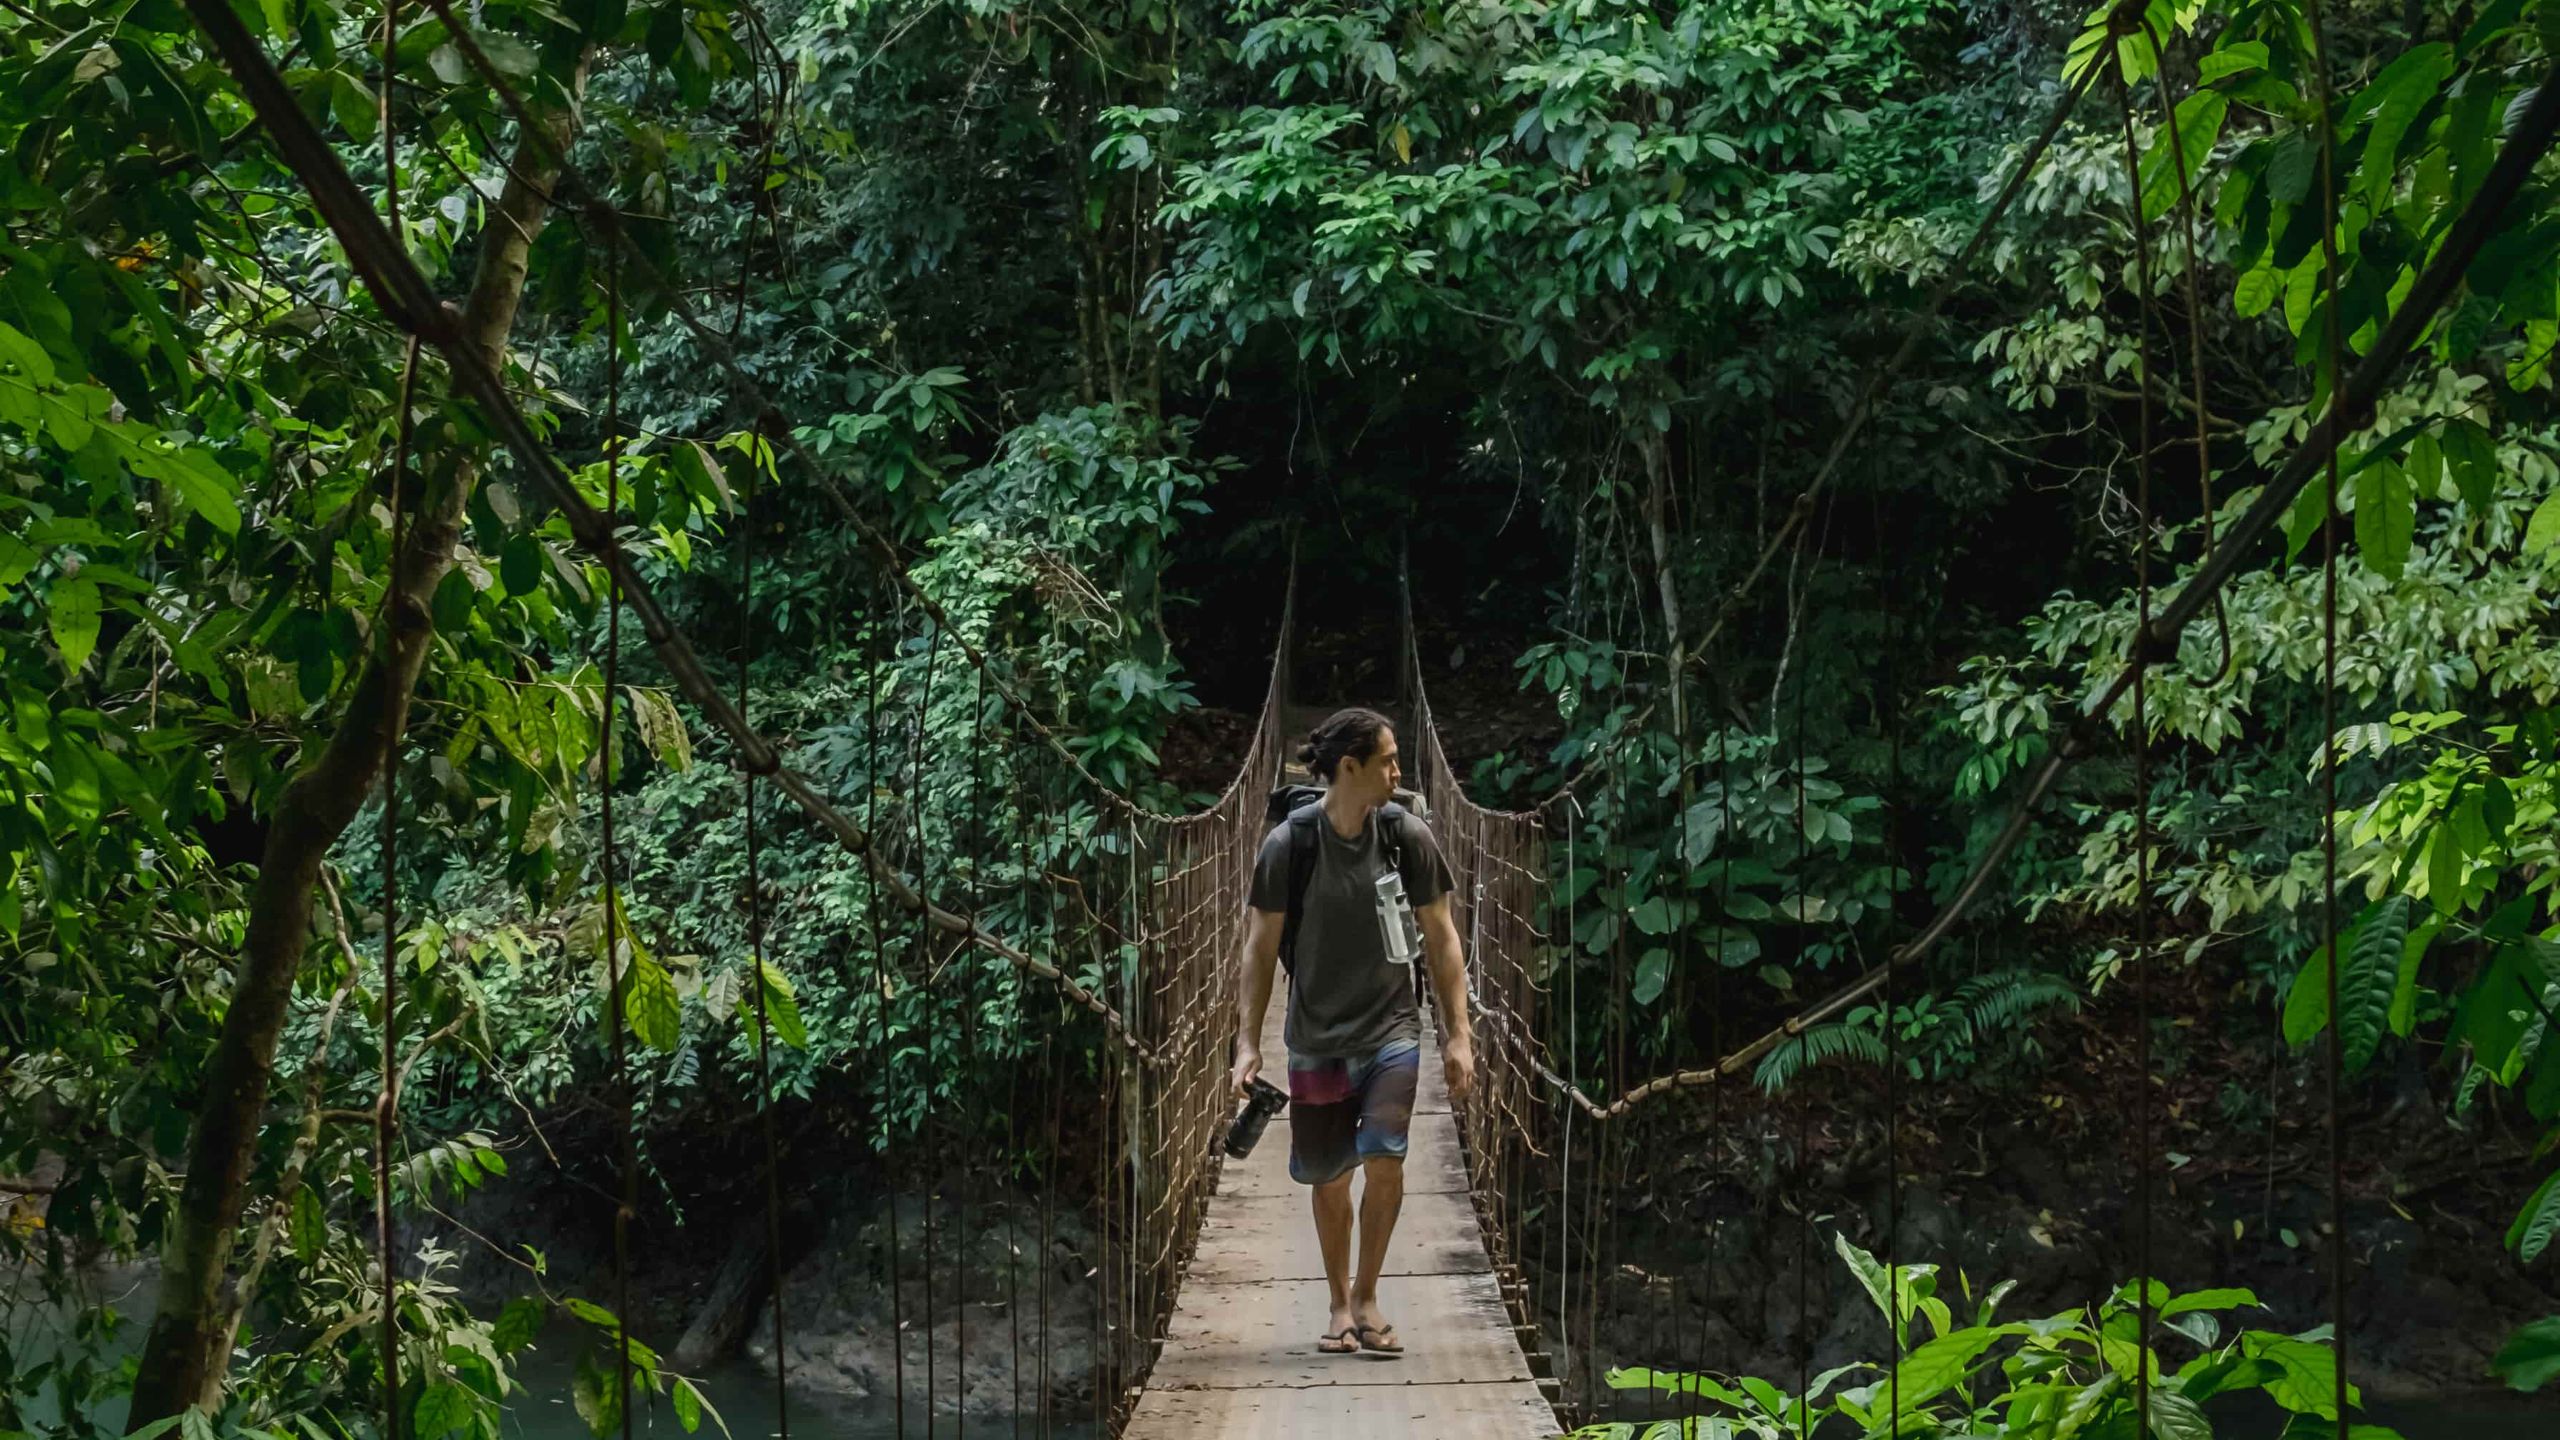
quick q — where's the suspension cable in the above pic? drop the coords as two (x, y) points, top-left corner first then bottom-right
(2303, 0), (2352, 1422)
(1789, 533), (1814, 1440)
(2141, 14), (2235, 685)
(1875, 486), (1902, 1434)
(861, 643), (909, 1438)
(913, 625), (944, 1440)
(371, 0), (418, 1429)
(2116, 63), (2162, 1432)
(600, 249), (638, 1440)
(736, 322), (791, 1437)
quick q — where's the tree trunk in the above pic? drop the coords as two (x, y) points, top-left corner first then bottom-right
(128, 81), (587, 1422)
(671, 1222), (779, 1372)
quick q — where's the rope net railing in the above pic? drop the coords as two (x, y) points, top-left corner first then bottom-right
(1396, 574), (1566, 1407)
(1092, 601), (1293, 1423)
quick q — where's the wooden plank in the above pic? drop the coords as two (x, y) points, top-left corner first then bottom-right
(1133, 972), (1553, 1438)
(1143, 1270), (1533, 1390)
(1187, 1189), (1486, 1284)
(1122, 1379), (1559, 1439)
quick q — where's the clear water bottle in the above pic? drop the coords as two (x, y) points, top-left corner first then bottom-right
(1373, 864), (1420, 966)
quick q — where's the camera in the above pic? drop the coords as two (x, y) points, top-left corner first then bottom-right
(1223, 1076), (1289, 1159)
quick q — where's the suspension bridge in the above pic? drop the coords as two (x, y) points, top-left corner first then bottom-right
(105, 0), (2560, 1435)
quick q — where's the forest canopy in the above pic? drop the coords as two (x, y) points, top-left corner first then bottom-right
(6, 0), (2560, 1436)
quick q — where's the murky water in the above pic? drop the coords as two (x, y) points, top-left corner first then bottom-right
(497, 1334), (1096, 1440)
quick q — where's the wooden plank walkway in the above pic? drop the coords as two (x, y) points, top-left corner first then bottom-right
(1122, 991), (1558, 1439)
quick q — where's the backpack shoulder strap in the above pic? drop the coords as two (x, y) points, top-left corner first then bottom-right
(1279, 806), (1321, 975)
(1377, 801), (1411, 874)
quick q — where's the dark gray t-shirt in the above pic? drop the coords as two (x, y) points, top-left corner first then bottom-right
(1249, 805), (1455, 1059)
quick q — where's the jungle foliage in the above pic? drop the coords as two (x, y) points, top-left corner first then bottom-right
(6, 0), (2560, 1435)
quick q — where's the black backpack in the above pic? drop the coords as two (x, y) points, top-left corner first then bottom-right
(1265, 784), (1425, 975)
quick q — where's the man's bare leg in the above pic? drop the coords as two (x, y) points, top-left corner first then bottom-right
(1349, 1155), (1404, 1347)
(1314, 1171), (1357, 1342)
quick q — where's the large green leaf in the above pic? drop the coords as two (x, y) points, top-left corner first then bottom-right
(1885, 1327), (1998, 1411)
(2160, 1286), (2261, 1317)
(2440, 418), (2499, 512)
(151, 445), (242, 536)
(2353, 460), (2414, 579)
(2246, 1334), (2353, 1417)
(2350, 44), (2452, 205)
(413, 1381), (476, 1438)
(742, 958), (809, 1049)
(2283, 942), (2330, 1049)
(621, 950), (682, 1053)
(2148, 1387), (2212, 1440)
(47, 575), (99, 673)
(2491, 1315), (2560, 1392)
(2341, 897), (2408, 1074)
(1630, 946), (1670, 1006)
(2508, 1168), (2560, 1265)
(2142, 91), (2228, 222)
(572, 1350), (622, 1436)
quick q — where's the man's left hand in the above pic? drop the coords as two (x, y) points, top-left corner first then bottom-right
(1444, 1034), (1477, 1104)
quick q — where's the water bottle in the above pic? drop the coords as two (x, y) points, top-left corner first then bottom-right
(1373, 865), (1420, 966)
(1223, 1077), (1289, 1159)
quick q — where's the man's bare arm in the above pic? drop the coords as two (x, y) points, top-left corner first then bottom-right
(1230, 906), (1284, 1098)
(1416, 897), (1476, 1101)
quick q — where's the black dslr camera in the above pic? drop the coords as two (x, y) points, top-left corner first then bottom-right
(1222, 1077), (1289, 1159)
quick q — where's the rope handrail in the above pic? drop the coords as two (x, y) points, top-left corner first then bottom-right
(175, 0), (1295, 1067)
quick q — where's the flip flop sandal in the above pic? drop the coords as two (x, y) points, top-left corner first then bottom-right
(1355, 1323), (1402, 1356)
(1315, 1327), (1358, 1354)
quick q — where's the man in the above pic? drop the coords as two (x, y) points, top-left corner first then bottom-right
(1229, 707), (1477, 1357)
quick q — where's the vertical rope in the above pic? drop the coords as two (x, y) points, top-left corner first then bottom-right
(1006, 725), (1025, 1440)
(2143, 15), (2235, 683)
(1791, 593), (1813, 1440)
(1037, 760), (1065, 1440)
(1038, 1025), (1060, 1440)
(600, 249), (638, 1440)
(2302, 0), (2352, 1419)
(1876, 493), (1903, 1434)
(912, 627), (945, 1440)
(1553, 802), (1576, 1415)
(955, 666), (989, 1439)
(735, 373), (790, 1436)
(372, 3), (416, 1428)
(1688, 710), (1734, 1398)
(2115, 69), (2161, 1427)
(862, 641), (908, 1439)
(1597, 713), (1630, 1423)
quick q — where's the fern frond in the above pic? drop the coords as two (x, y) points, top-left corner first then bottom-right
(1755, 1022), (1888, 1093)
(1954, 967), (2083, 1033)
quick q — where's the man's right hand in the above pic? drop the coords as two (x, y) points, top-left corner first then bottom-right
(1230, 1043), (1262, 1101)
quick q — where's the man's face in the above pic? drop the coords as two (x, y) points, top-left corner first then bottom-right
(1340, 727), (1401, 808)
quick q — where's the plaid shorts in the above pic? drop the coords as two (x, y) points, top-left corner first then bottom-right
(1286, 1036), (1421, 1186)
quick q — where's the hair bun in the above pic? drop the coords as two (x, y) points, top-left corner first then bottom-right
(1293, 741), (1318, 766)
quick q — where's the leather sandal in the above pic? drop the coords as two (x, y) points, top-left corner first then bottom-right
(1315, 1326), (1358, 1354)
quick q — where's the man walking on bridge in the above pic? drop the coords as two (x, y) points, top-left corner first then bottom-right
(1230, 707), (1477, 1357)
